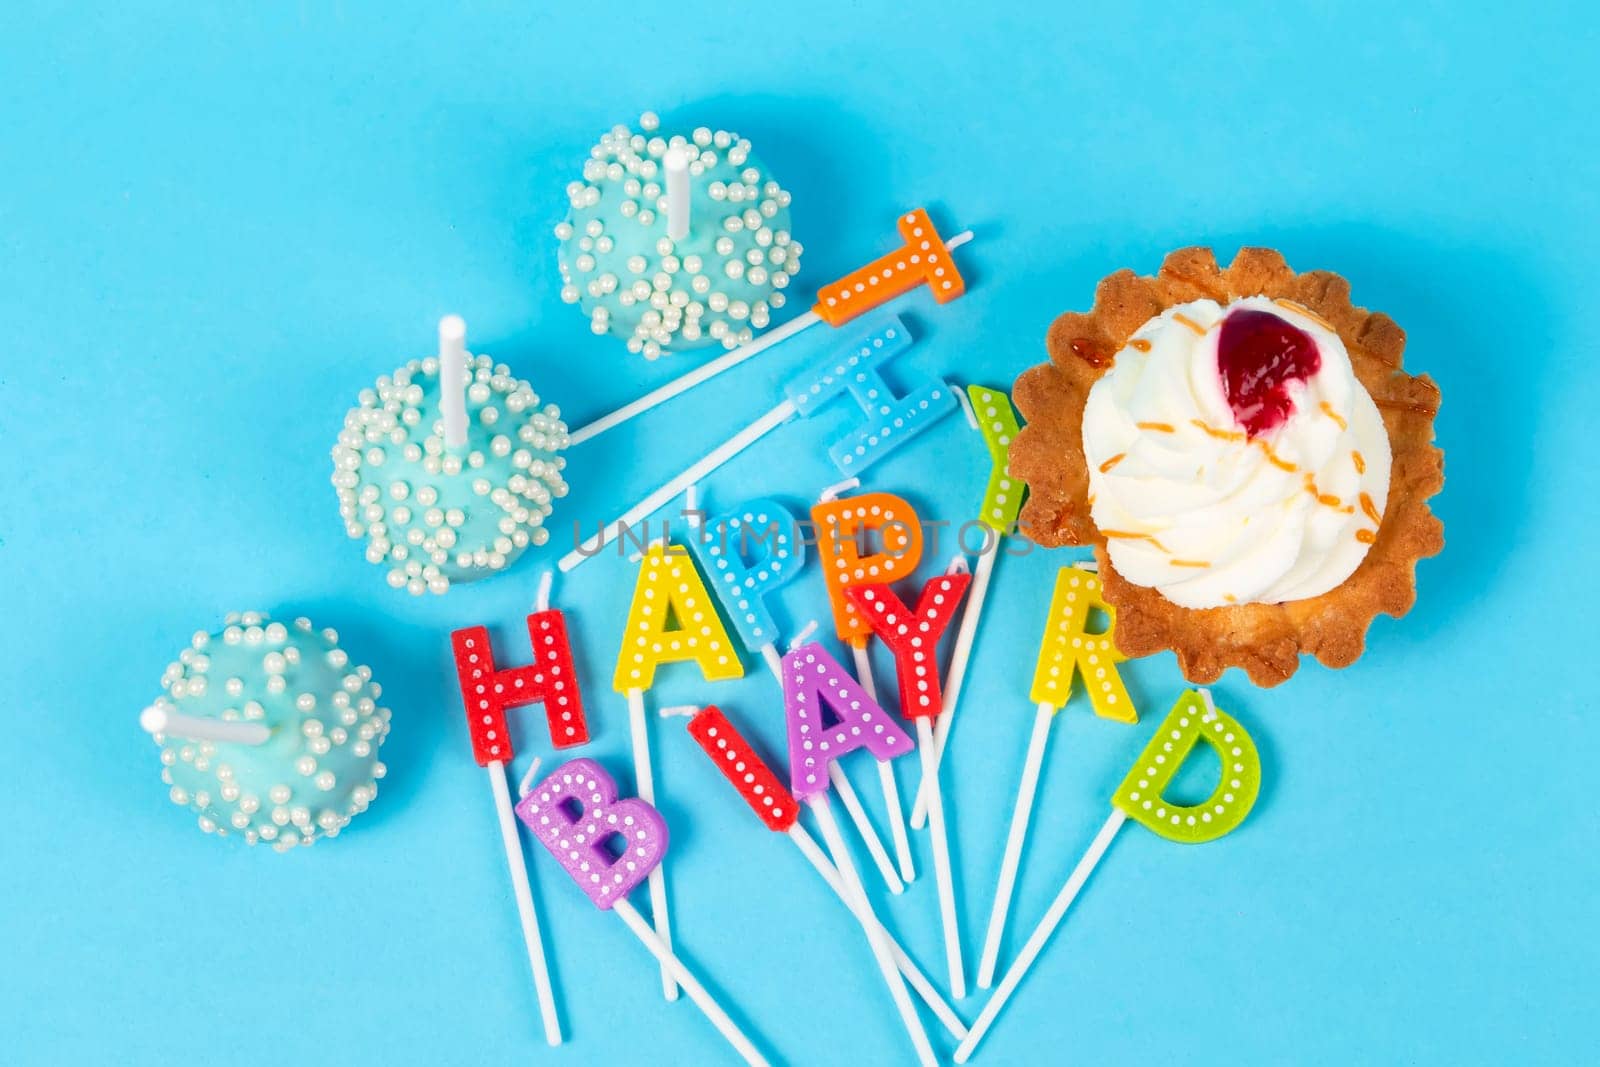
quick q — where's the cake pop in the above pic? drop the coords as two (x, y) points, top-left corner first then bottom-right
(556, 111), (801, 359)
(138, 612), (391, 851)
(331, 316), (570, 595)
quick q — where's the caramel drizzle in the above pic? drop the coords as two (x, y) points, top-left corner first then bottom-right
(1257, 439), (1298, 473)
(1273, 298), (1336, 332)
(1351, 450), (1366, 474)
(1319, 401), (1347, 430)
(1355, 529), (1377, 544)
(1135, 421), (1175, 433)
(1359, 491), (1382, 525)
(1069, 337), (1111, 368)
(1301, 475), (1352, 513)
(1188, 418), (1299, 472)
(1191, 419), (1244, 443)
(1128, 338), (1152, 352)
(1101, 530), (1170, 553)
(1098, 453), (1126, 473)
(1169, 558), (1210, 569)
(1172, 312), (1206, 335)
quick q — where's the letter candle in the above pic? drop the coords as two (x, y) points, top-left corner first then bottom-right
(812, 487), (930, 885)
(663, 703), (968, 1042)
(567, 209), (973, 447)
(780, 649), (939, 1067)
(954, 690), (1261, 1062)
(910, 385), (1025, 830)
(683, 484), (906, 894)
(972, 564), (1140, 992)
(449, 572), (592, 1044)
(847, 558), (973, 999)
(612, 542), (745, 998)
(518, 759), (772, 1066)
(559, 312), (957, 572)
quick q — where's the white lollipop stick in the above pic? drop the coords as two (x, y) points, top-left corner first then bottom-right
(664, 146), (691, 242)
(954, 809), (1127, 1064)
(569, 315), (815, 446)
(808, 798), (938, 1067)
(850, 642), (915, 884)
(627, 687), (678, 1000)
(760, 643), (903, 894)
(139, 705), (270, 746)
(559, 399), (796, 571)
(916, 715), (966, 999)
(439, 314), (469, 450)
(975, 700), (1055, 989)
(487, 759), (562, 1045)
(911, 541), (996, 829)
(566, 231), (975, 447)
(612, 898), (771, 1067)
(785, 824), (968, 1040)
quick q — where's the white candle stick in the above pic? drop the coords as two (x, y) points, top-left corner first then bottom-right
(975, 700), (1055, 989)
(785, 824), (968, 1040)
(827, 757), (906, 896)
(566, 231), (975, 447)
(916, 715), (966, 1000)
(139, 705), (270, 746)
(910, 542), (996, 830)
(612, 898), (771, 1067)
(559, 399), (796, 571)
(851, 642), (916, 884)
(516, 755), (545, 800)
(664, 146), (691, 242)
(658, 702), (955, 1035)
(627, 686), (678, 1000)
(439, 314), (469, 450)
(808, 798), (938, 1067)
(787, 620), (819, 648)
(487, 759), (562, 1045)
(760, 643), (903, 894)
(817, 476), (860, 502)
(954, 809), (1127, 1064)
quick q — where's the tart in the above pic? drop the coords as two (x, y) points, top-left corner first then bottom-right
(1010, 247), (1443, 686)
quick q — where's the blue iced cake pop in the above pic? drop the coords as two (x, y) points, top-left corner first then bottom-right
(139, 612), (392, 852)
(557, 110), (802, 359)
(332, 317), (570, 595)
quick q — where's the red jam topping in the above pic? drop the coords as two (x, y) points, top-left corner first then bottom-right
(1216, 309), (1321, 436)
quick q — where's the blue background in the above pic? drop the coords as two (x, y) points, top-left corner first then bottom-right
(2, 3), (1595, 1063)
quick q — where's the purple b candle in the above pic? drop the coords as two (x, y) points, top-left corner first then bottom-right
(517, 758), (668, 910)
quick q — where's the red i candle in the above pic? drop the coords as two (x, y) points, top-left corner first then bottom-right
(685, 705), (797, 833)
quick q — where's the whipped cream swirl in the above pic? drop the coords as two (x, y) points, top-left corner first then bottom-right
(1081, 297), (1391, 608)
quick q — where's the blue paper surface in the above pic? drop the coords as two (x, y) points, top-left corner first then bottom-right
(1, 2), (1595, 1063)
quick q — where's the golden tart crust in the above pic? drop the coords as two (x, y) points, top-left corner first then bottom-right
(1010, 247), (1444, 687)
